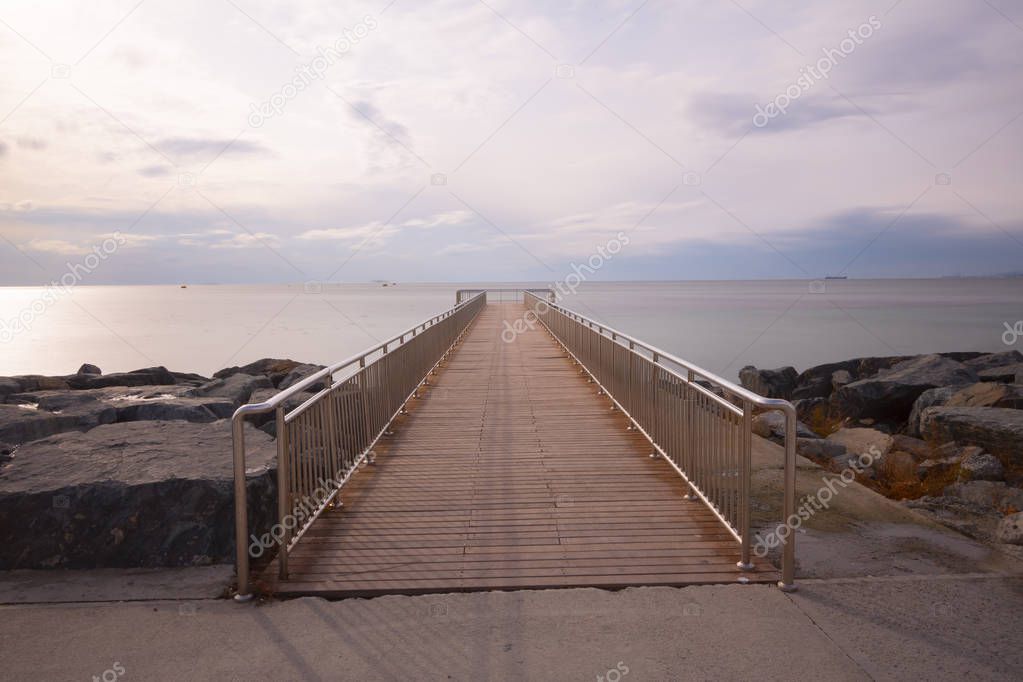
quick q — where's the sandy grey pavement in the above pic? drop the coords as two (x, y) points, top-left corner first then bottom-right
(2, 574), (1021, 681)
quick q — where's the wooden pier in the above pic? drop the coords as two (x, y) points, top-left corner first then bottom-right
(256, 303), (777, 597)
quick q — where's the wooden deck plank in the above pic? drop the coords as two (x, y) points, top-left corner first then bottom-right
(255, 302), (778, 596)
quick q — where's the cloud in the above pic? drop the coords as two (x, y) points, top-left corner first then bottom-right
(24, 239), (91, 255)
(156, 137), (270, 158)
(138, 164), (172, 177)
(297, 210), (475, 243)
(688, 91), (864, 137)
(16, 136), (46, 150)
(208, 232), (281, 249)
(348, 100), (412, 146)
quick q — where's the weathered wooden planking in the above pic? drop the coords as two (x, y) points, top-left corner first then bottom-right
(255, 303), (777, 597)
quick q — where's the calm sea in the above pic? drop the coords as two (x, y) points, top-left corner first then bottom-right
(2, 280), (1021, 382)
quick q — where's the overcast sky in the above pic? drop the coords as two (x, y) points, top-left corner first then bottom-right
(1, 0), (1021, 285)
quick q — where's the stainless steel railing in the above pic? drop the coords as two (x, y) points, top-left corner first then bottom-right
(456, 288), (556, 304)
(231, 292), (486, 600)
(525, 292), (798, 590)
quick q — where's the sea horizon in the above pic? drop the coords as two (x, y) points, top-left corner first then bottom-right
(3, 278), (1021, 380)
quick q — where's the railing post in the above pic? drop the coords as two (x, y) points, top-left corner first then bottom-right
(232, 416), (252, 601)
(737, 400), (753, 571)
(276, 406), (290, 579)
(779, 405), (798, 591)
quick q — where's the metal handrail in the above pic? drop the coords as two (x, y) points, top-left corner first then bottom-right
(455, 288), (556, 304)
(231, 292), (486, 600)
(525, 292), (797, 590)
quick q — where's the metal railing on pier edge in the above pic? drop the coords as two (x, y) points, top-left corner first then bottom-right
(524, 292), (798, 591)
(456, 288), (557, 304)
(230, 292), (486, 600)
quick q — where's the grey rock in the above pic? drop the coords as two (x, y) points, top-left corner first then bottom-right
(277, 364), (329, 391)
(889, 434), (932, 461)
(978, 363), (1023, 383)
(945, 382), (1023, 409)
(920, 407), (1023, 467)
(10, 375), (70, 392)
(246, 388), (318, 431)
(907, 387), (958, 437)
(67, 366), (177, 390)
(751, 411), (817, 441)
(738, 366), (798, 399)
(76, 363), (102, 376)
(796, 438), (847, 460)
(825, 427), (893, 461)
(793, 397), (830, 428)
(832, 354), (978, 422)
(831, 369), (853, 393)
(0, 421), (278, 569)
(965, 350), (1023, 372)
(186, 373), (272, 407)
(943, 480), (1023, 513)
(0, 403), (111, 446)
(214, 358), (305, 387)
(113, 398), (230, 423)
(995, 512), (1023, 545)
(0, 377), (21, 399)
(958, 452), (1005, 481)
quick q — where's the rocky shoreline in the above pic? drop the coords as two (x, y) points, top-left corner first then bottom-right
(0, 359), (327, 570)
(3, 349), (1021, 572)
(740, 350), (1023, 546)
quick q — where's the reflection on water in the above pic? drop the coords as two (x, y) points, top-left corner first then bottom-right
(1, 279), (1021, 380)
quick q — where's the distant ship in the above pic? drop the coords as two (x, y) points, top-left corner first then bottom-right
(824, 276), (848, 280)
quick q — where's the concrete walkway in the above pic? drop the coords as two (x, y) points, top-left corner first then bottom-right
(2, 571), (1021, 680)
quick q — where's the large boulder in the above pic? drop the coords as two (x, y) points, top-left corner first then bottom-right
(0, 404), (98, 446)
(945, 382), (1023, 409)
(831, 354), (977, 422)
(10, 375), (70, 392)
(920, 407), (1023, 468)
(277, 364), (329, 391)
(978, 363), (1023, 383)
(906, 386), (959, 437)
(245, 388), (320, 434)
(0, 386), (244, 445)
(0, 377), (22, 399)
(186, 373), (273, 407)
(965, 350), (1023, 372)
(66, 366), (177, 390)
(0, 421), (278, 569)
(214, 359), (305, 387)
(76, 363), (102, 376)
(791, 359), (862, 400)
(738, 366), (798, 399)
